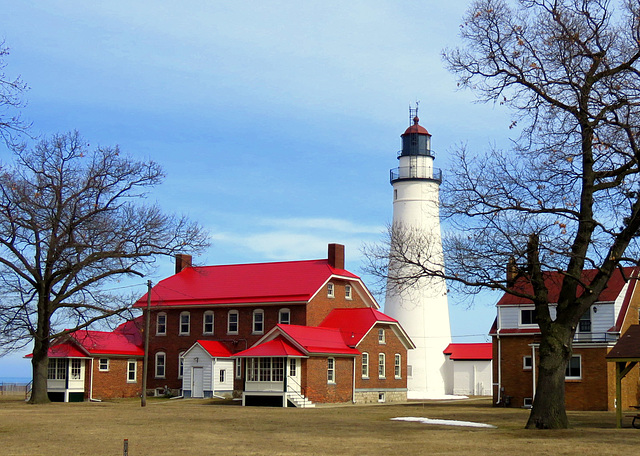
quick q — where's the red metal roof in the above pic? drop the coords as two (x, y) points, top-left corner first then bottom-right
(496, 267), (638, 306)
(275, 324), (360, 355)
(25, 341), (89, 359)
(443, 343), (492, 360)
(134, 259), (360, 308)
(195, 340), (233, 358)
(318, 307), (415, 348)
(70, 330), (144, 356)
(233, 336), (306, 358)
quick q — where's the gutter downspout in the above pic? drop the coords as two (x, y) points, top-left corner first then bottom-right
(496, 306), (502, 405)
(531, 344), (536, 401)
(352, 356), (356, 404)
(89, 358), (101, 402)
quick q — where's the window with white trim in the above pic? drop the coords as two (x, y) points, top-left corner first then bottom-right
(48, 358), (67, 380)
(228, 310), (239, 334)
(565, 355), (581, 379)
(289, 358), (296, 376)
(327, 282), (334, 298)
(245, 358), (284, 382)
(361, 352), (369, 378)
(520, 309), (538, 326)
(279, 308), (291, 325)
(178, 351), (185, 378)
(71, 359), (82, 380)
(179, 311), (190, 335)
(523, 356), (533, 370)
(156, 312), (167, 335)
(394, 354), (401, 379)
(235, 359), (242, 379)
(327, 357), (335, 383)
(127, 360), (137, 383)
(220, 369), (226, 383)
(253, 309), (264, 334)
(99, 358), (109, 372)
(155, 352), (166, 378)
(378, 353), (386, 379)
(378, 328), (385, 344)
(203, 311), (214, 335)
(345, 285), (352, 300)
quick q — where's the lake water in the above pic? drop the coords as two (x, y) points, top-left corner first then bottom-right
(0, 377), (31, 384)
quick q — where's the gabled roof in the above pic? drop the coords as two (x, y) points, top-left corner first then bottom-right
(241, 324), (360, 357)
(443, 343), (492, 361)
(133, 259), (366, 308)
(232, 336), (306, 358)
(277, 324), (361, 355)
(497, 267), (638, 306)
(27, 323), (144, 359)
(606, 325), (640, 360)
(71, 330), (144, 356)
(185, 340), (233, 358)
(319, 307), (415, 349)
(26, 341), (90, 359)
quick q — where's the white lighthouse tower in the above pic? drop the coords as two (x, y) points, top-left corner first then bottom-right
(384, 107), (452, 399)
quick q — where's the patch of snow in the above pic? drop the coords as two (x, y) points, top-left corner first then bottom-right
(391, 417), (496, 429)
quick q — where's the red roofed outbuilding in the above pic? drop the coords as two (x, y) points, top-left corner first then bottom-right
(443, 343), (492, 396)
(27, 318), (144, 402)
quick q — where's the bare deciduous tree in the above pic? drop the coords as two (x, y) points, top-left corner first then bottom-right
(0, 40), (29, 148)
(0, 131), (209, 404)
(366, 0), (640, 429)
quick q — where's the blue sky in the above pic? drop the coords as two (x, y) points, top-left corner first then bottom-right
(0, 1), (511, 378)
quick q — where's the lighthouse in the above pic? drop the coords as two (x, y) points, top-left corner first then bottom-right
(384, 107), (452, 398)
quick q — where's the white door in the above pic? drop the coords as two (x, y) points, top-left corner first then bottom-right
(287, 358), (301, 393)
(192, 367), (204, 398)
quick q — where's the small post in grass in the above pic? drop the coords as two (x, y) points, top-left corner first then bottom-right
(123, 439), (129, 456)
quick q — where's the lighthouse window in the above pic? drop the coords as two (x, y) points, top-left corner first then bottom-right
(394, 189), (398, 200)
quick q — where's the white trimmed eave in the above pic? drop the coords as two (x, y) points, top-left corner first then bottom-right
(309, 275), (380, 309)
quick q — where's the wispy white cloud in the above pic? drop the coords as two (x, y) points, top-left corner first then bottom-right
(210, 216), (384, 262)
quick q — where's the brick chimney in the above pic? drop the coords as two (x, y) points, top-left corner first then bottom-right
(328, 243), (345, 270)
(506, 256), (518, 287)
(175, 254), (192, 274)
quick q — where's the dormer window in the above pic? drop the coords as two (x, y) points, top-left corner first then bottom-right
(279, 308), (290, 325)
(327, 282), (334, 298)
(520, 309), (537, 326)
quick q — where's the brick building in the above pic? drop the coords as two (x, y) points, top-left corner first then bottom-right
(490, 267), (640, 411)
(233, 307), (414, 407)
(30, 319), (143, 402)
(134, 243), (415, 406)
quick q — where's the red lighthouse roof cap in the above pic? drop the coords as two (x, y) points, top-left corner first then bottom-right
(402, 116), (430, 136)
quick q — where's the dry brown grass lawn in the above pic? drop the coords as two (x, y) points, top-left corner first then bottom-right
(1, 396), (639, 455)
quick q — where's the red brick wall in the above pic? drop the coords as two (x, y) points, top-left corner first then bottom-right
(146, 304), (307, 390)
(306, 280), (368, 327)
(90, 357), (142, 400)
(493, 335), (636, 411)
(355, 324), (408, 390)
(303, 356), (354, 403)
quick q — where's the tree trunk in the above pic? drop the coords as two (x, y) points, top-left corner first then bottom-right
(28, 302), (51, 404)
(526, 326), (572, 429)
(29, 344), (50, 404)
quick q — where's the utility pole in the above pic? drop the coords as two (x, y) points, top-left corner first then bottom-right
(141, 280), (152, 407)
